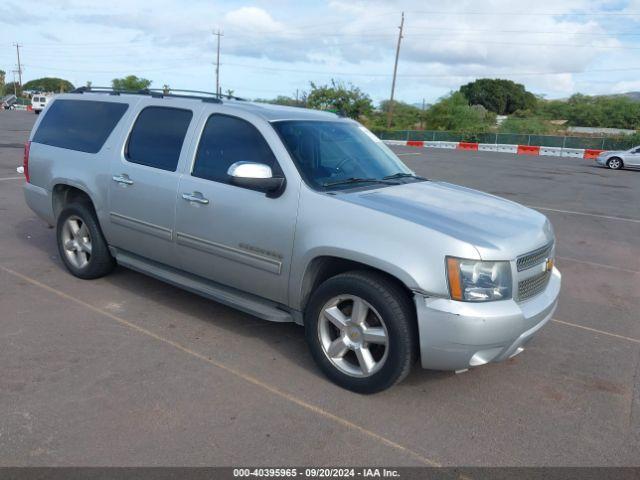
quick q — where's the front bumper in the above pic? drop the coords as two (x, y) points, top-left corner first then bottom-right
(596, 156), (607, 165)
(414, 267), (561, 370)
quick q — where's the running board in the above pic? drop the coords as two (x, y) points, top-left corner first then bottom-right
(112, 248), (293, 323)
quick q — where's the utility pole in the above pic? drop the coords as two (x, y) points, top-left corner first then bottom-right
(13, 43), (23, 87)
(11, 70), (18, 96)
(386, 12), (404, 128)
(213, 30), (223, 96)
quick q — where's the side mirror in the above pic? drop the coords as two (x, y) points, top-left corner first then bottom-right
(227, 161), (285, 197)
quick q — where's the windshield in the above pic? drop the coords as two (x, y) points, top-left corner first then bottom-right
(272, 120), (413, 190)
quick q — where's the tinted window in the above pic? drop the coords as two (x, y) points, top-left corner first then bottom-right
(192, 114), (279, 183)
(126, 107), (193, 171)
(33, 99), (128, 153)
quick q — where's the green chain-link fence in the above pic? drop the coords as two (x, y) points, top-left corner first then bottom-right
(372, 130), (637, 150)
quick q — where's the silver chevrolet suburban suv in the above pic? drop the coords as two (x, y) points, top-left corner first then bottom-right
(23, 88), (561, 393)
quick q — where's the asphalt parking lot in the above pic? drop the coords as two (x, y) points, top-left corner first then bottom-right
(1, 110), (638, 466)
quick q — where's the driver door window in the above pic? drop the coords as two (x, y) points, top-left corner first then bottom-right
(192, 114), (280, 184)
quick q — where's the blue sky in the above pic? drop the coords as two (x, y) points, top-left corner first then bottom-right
(3, 0), (640, 104)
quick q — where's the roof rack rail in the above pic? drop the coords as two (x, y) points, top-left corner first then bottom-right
(70, 86), (246, 104)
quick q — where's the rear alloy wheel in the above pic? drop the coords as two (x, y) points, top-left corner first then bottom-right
(607, 157), (623, 170)
(56, 203), (115, 279)
(305, 271), (417, 394)
(60, 215), (93, 270)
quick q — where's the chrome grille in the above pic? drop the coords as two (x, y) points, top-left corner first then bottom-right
(517, 242), (553, 272)
(518, 270), (551, 301)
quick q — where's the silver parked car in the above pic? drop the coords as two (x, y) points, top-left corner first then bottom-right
(596, 146), (640, 169)
(23, 88), (561, 393)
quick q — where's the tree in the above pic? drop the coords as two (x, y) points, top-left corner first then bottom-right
(4, 81), (21, 97)
(536, 94), (640, 129)
(369, 101), (423, 130)
(460, 78), (536, 115)
(424, 92), (496, 131)
(254, 95), (306, 108)
(306, 80), (372, 119)
(22, 77), (74, 93)
(111, 75), (151, 91)
(0, 70), (5, 95)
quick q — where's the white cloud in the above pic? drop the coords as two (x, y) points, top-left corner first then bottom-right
(2, 0), (639, 102)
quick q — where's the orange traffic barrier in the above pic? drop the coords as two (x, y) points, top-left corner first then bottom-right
(517, 145), (540, 155)
(583, 149), (604, 159)
(406, 140), (424, 147)
(457, 142), (478, 151)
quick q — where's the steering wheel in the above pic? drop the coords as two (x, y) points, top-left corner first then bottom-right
(334, 156), (356, 171)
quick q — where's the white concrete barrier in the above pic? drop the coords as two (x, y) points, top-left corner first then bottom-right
(478, 143), (498, 151)
(383, 140), (406, 146)
(437, 141), (459, 149)
(561, 148), (585, 158)
(539, 146), (563, 156)
(496, 144), (518, 153)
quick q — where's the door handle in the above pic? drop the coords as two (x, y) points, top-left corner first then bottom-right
(181, 192), (209, 205)
(112, 174), (133, 185)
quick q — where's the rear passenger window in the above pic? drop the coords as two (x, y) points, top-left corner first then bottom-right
(192, 114), (278, 184)
(33, 99), (128, 153)
(126, 107), (193, 172)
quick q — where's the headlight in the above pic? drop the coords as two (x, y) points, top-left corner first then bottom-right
(446, 257), (512, 302)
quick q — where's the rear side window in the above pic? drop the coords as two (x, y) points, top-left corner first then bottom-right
(126, 107), (193, 172)
(33, 99), (128, 153)
(192, 114), (278, 183)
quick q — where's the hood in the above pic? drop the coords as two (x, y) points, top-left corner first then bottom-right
(339, 181), (553, 260)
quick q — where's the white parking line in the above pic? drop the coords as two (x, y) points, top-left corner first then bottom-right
(552, 319), (640, 345)
(528, 205), (640, 224)
(396, 152), (422, 156)
(0, 176), (23, 181)
(556, 256), (639, 275)
(0, 264), (441, 467)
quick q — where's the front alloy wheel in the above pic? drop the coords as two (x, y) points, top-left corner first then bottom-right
(318, 295), (389, 377)
(305, 271), (417, 394)
(607, 157), (622, 170)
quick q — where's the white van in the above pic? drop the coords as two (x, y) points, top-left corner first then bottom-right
(31, 95), (52, 114)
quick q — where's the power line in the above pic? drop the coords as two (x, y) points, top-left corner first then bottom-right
(18, 60), (640, 80)
(407, 10), (640, 16)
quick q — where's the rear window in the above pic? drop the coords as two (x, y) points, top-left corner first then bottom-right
(125, 106), (193, 172)
(33, 99), (128, 153)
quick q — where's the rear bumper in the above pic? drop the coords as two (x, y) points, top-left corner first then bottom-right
(415, 267), (561, 370)
(23, 182), (54, 225)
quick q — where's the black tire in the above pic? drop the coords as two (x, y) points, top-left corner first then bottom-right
(607, 157), (623, 170)
(56, 202), (115, 279)
(304, 270), (417, 394)
(34, 110), (40, 115)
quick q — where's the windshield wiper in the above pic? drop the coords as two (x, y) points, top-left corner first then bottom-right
(383, 172), (428, 181)
(322, 177), (399, 188)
